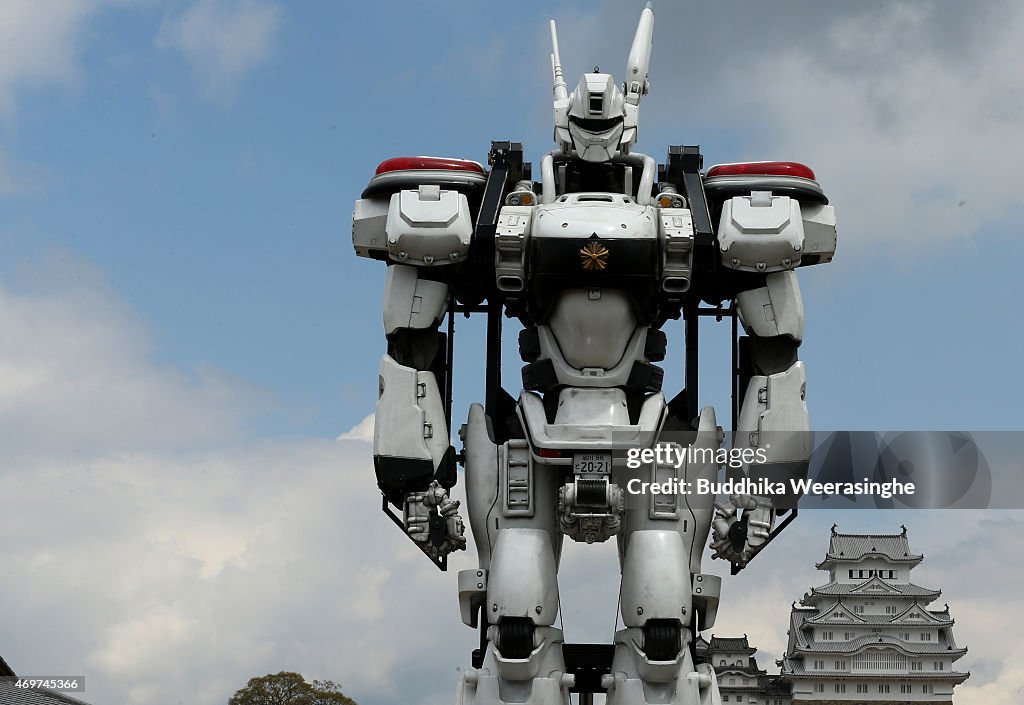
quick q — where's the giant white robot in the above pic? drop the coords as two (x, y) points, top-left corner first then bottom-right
(352, 5), (837, 705)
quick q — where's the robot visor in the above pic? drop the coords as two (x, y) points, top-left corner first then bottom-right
(570, 115), (623, 133)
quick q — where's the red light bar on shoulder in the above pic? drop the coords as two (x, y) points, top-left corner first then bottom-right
(706, 161), (816, 181)
(375, 156), (485, 175)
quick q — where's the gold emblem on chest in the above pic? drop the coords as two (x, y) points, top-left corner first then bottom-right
(579, 241), (609, 272)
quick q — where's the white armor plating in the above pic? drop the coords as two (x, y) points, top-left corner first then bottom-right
(719, 193), (804, 272)
(374, 354), (449, 469)
(659, 206), (694, 292)
(736, 271), (804, 341)
(518, 390), (667, 452)
(736, 362), (810, 464)
(386, 186), (474, 266)
(352, 4), (836, 705)
(382, 264), (448, 335)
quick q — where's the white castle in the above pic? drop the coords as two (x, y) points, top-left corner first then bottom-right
(695, 635), (789, 705)
(779, 526), (969, 703)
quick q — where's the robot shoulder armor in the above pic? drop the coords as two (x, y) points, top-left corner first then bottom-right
(717, 196), (837, 272)
(353, 156), (485, 265)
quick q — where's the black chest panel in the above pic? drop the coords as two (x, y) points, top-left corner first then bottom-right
(526, 234), (660, 323)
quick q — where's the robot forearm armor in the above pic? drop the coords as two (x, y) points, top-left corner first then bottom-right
(373, 354), (457, 505)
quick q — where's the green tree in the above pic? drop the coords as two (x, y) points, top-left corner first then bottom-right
(228, 672), (356, 705)
(306, 680), (355, 705)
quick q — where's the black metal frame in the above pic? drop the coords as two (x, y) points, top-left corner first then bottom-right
(564, 644), (615, 703)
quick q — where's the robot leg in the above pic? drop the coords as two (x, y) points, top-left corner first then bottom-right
(456, 404), (571, 705)
(606, 408), (723, 705)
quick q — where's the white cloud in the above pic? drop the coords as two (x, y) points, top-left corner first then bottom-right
(724, 2), (1024, 252)
(0, 252), (476, 705)
(567, 1), (1024, 252)
(0, 251), (266, 460)
(157, 0), (282, 99)
(0, 434), (467, 705)
(337, 412), (374, 442)
(0, 1), (98, 115)
(0, 1), (113, 192)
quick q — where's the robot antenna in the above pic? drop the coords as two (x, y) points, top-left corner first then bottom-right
(550, 20), (568, 102)
(625, 2), (654, 105)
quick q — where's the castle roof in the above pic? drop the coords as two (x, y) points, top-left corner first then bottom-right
(804, 575), (940, 602)
(803, 600), (954, 627)
(791, 632), (967, 658)
(785, 603), (967, 662)
(707, 635), (756, 653)
(757, 673), (791, 695)
(816, 525), (923, 569)
(787, 605), (818, 653)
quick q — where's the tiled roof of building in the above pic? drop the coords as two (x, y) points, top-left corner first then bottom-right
(804, 600), (861, 624)
(806, 576), (940, 600)
(809, 612), (952, 625)
(792, 632), (968, 657)
(786, 605), (967, 660)
(787, 606), (818, 652)
(802, 600), (954, 626)
(708, 635), (755, 653)
(716, 663), (766, 677)
(757, 673), (791, 695)
(818, 526), (923, 566)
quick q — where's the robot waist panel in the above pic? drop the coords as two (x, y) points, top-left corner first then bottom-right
(518, 389), (667, 460)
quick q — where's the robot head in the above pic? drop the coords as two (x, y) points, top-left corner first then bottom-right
(550, 3), (653, 162)
(567, 73), (626, 162)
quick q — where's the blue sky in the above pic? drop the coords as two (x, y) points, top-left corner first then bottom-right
(1, 2), (1023, 705)
(2, 1), (1020, 438)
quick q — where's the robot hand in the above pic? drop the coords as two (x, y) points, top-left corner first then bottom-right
(404, 480), (468, 558)
(710, 493), (775, 566)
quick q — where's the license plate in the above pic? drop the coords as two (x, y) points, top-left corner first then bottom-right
(573, 453), (611, 474)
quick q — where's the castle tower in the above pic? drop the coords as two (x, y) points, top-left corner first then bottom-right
(696, 635), (771, 704)
(695, 634), (791, 705)
(779, 526), (969, 703)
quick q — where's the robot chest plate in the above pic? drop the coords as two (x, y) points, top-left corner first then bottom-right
(530, 196), (659, 285)
(495, 195), (695, 320)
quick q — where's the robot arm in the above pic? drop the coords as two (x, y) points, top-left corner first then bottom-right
(377, 264), (454, 497)
(375, 264), (466, 560)
(711, 271), (809, 566)
(354, 163), (483, 563)
(705, 166), (836, 567)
